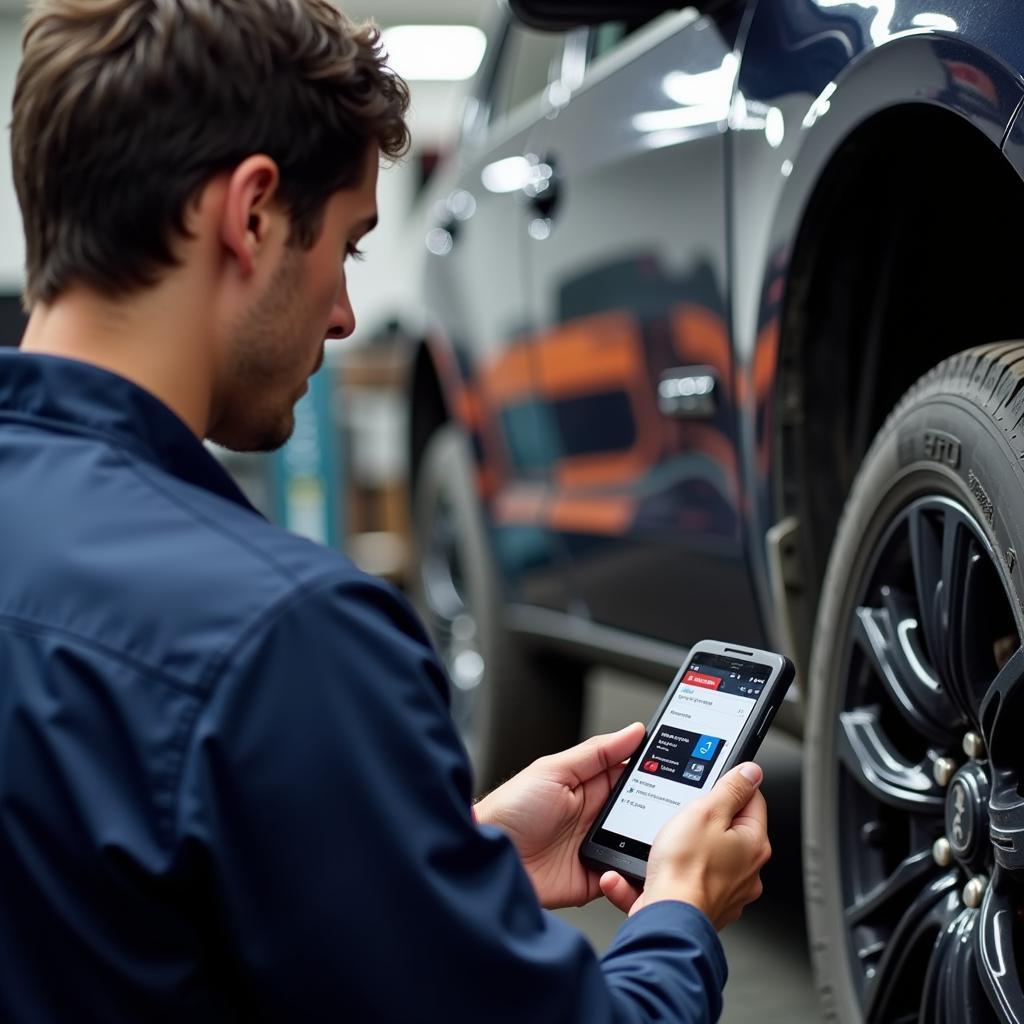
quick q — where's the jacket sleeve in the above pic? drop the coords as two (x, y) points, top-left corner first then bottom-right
(177, 571), (727, 1024)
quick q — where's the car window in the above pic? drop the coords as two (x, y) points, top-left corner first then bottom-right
(489, 22), (565, 125)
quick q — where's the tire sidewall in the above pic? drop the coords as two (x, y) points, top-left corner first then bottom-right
(805, 383), (1024, 1022)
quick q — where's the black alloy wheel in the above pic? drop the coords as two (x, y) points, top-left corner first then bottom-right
(806, 345), (1024, 1024)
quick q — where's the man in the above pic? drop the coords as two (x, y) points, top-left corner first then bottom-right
(0, 1), (771, 1021)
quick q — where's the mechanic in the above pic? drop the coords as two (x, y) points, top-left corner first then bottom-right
(0, 1), (771, 1021)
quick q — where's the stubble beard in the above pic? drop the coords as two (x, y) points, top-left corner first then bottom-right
(212, 249), (309, 454)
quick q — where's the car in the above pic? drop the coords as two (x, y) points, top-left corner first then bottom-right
(399, 0), (1024, 1019)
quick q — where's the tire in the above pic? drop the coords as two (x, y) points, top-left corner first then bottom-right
(805, 343), (1024, 1023)
(411, 424), (584, 791)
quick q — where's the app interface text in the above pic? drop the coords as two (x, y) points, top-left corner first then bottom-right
(601, 656), (769, 847)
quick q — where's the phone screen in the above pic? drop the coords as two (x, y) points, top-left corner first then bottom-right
(592, 652), (772, 857)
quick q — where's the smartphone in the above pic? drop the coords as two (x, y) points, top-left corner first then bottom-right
(579, 639), (795, 884)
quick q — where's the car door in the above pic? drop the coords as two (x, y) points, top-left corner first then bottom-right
(520, 7), (764, 647)
(421, 16), (576, 610)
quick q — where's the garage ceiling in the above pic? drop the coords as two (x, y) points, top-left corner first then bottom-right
(0, 0), (492, 26)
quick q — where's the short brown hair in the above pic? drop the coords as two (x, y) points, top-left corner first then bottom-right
(12, 0), (410, 308)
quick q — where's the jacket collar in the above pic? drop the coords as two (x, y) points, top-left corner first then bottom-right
(0, 350), (259, 513)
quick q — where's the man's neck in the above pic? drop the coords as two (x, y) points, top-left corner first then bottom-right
(20, 286), (212, 438)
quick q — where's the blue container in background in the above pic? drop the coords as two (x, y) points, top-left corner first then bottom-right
(271, 365), (343, 548)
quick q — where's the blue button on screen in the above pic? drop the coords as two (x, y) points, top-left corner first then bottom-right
(693, 735), (720, 761)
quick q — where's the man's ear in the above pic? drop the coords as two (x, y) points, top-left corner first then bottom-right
(220, 155), (282, 279)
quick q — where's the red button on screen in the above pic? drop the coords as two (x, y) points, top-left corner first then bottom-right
(643, 760), (660, 772)
(683, 670), (722, 690)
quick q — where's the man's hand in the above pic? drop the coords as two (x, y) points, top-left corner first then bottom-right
(474, 723), (645, 909)
(599, 762), (771, 929)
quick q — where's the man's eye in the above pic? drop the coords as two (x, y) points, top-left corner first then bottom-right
(346, 244), (366, 262)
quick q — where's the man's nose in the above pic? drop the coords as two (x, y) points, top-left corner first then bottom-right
(326, 290), (356, 340)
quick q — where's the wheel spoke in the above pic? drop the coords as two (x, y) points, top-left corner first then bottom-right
(980, 648), (1024, 873)
(840, 494), (1024, 1016)
(907, 503), (983, 720)
(839, 707), (945, 813)
(854, 588), (961, 745)
(847, 849), (938, 927)
(919, 908), (993, 1024)
(938, 508), (978, 718)
(980, 647), (1024, 753)
(907, 503), (946, 675)
(977, 871), (1024, 1023)
(949, 536), (1007, 720)
(918, 911), (954, 1024)
(863, 871), (960, 1023)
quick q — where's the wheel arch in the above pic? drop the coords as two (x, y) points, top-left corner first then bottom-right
(772, 97), (1024, 674)
(408, 333), (471, 496)
(736, 24), (1024, 675)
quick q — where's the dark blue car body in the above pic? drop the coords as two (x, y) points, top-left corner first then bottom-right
(407, 0), (1024, 730)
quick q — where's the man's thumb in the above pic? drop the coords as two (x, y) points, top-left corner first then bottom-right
(709, 763), (763, 820)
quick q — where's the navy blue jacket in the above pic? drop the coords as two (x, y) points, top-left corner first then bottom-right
(0, 351), (727, 1022)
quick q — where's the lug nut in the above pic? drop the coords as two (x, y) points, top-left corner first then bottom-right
(963, 732), (985, 760)
(963, 875), (989, 909)
(933, 837), (953, 867)
(860, 821), (886, 847)
(933, 757), (958, 787)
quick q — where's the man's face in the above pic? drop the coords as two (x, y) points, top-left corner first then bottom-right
(209, 146), (379, 452)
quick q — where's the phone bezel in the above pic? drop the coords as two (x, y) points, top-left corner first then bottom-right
(579, 639), (795, 885)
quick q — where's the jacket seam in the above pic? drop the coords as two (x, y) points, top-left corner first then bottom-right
(0, 612), (203, 697)
(0, 614), (206, 847)
(115, 449), (303, 586)
(193, 567), (362, 703)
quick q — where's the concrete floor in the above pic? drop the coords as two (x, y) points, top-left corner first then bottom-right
(555, 670), (823, 1023)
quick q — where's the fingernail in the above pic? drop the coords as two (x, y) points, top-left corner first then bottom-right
(739, 762), (762, 784)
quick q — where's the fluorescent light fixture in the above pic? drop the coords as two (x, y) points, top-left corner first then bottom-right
(382, 25), (486, 82)
(481, 155), (533, 194)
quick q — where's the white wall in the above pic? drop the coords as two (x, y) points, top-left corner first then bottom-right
(344, 78), (469, 344)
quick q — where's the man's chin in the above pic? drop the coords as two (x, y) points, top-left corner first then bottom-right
(208, 414), (294, 455)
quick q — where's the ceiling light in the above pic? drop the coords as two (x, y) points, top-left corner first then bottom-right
(382, 25), (486, 82)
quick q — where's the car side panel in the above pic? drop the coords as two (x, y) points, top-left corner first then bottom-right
(420, 93), (580, 612)
(521, 9), (763, 649)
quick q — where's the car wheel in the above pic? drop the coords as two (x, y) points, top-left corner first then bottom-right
(805, 343), (1024, 1023)
(411, 424), (584, 791)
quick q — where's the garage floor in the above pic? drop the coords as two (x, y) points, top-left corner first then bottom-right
(555, 670), (822, 1023)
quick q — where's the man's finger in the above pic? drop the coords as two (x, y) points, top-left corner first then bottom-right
(707, 762), (763, 824)
(599, 871), (642, 915)
(730, 788), (768, 841)
(548, 722), (645, 785)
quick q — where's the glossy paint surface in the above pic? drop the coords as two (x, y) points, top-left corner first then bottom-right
(416, 0), (1024, 656)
